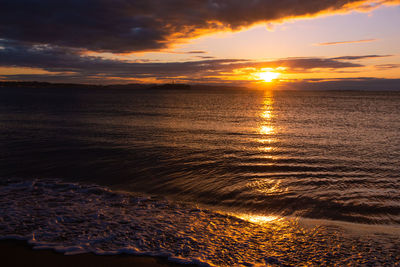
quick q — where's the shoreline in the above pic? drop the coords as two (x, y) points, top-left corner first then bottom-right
(0, 239), (197, 267)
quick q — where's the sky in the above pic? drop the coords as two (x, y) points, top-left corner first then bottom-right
(1, 0), (400, 88)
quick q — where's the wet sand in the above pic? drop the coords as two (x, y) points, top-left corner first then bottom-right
(0, 240), (196, 267)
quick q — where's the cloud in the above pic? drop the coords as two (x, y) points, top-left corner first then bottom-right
(0, 0), (398, 53)
(167, 50), (208, 54)
(187, 51), (208, 54)
(316, 38), (378, 46)
(0, 40), (371, 83)
(256, 57), (363, 70)
(332, 55), (391, 60)
(196, 56), (217, 59)
(375, 63), (400, 69)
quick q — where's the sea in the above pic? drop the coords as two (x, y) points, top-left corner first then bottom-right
(1, 86), (399, 266)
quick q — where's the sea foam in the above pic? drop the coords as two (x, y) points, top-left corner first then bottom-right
(1, 178), (399, 266)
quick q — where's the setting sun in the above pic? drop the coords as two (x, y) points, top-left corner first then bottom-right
(257, 71), (280, 82)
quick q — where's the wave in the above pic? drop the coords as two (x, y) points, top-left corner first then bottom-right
(1, 178), (400, 266)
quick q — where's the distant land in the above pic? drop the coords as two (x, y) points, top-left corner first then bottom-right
(1, 79), (400, 91)
(0, 81), (249, 91)
(0, 81), (177, 90)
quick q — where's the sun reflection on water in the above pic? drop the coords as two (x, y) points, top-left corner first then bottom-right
(260, 125), (274, 135)
(261, 109), (272, 119)
(249, 92), (289, 196)
(236, 214), (282, 224)
(258, 92), (275, 146)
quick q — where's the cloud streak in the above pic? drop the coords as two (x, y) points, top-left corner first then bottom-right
(0, 40), (376, 84)
(332, 55), (390, 60)
(0, 0), (398, 53)
(316, 38), (378, 46)
(167, 50), (208, 54)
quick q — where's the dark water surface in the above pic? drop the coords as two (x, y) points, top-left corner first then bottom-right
(1, 87), (400, 266)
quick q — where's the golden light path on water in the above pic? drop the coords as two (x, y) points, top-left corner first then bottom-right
(236, 91), (288, 225)
(258, 91), (275, 143)
(219, 91), (400, 266)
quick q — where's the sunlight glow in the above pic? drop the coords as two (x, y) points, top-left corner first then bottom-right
(257, 71), (280, 82)
(260, 125), (274, 135)
(261, 110), (272, 119)
(237, 214), (281, 224)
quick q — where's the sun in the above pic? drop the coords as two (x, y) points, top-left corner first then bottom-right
(257, 71), (280, 82)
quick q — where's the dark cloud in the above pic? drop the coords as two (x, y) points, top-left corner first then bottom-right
(0, 0), (398, 52)
(253, 57), (363, 70)
(196, 56), (216, 59)
(332, 55), (391, 60)
(167, 50), (208, 54)
(187, 51), (207, 54)
(0, 40), (367, 83)
(375, 63), (400, 69)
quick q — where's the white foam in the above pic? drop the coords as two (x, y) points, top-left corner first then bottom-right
(1, 178), (399, 266)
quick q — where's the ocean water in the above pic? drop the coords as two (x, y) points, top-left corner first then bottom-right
(0, 87), (399, 266)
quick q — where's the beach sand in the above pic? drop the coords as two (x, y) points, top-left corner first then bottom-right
(0, 240), (196, 267)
